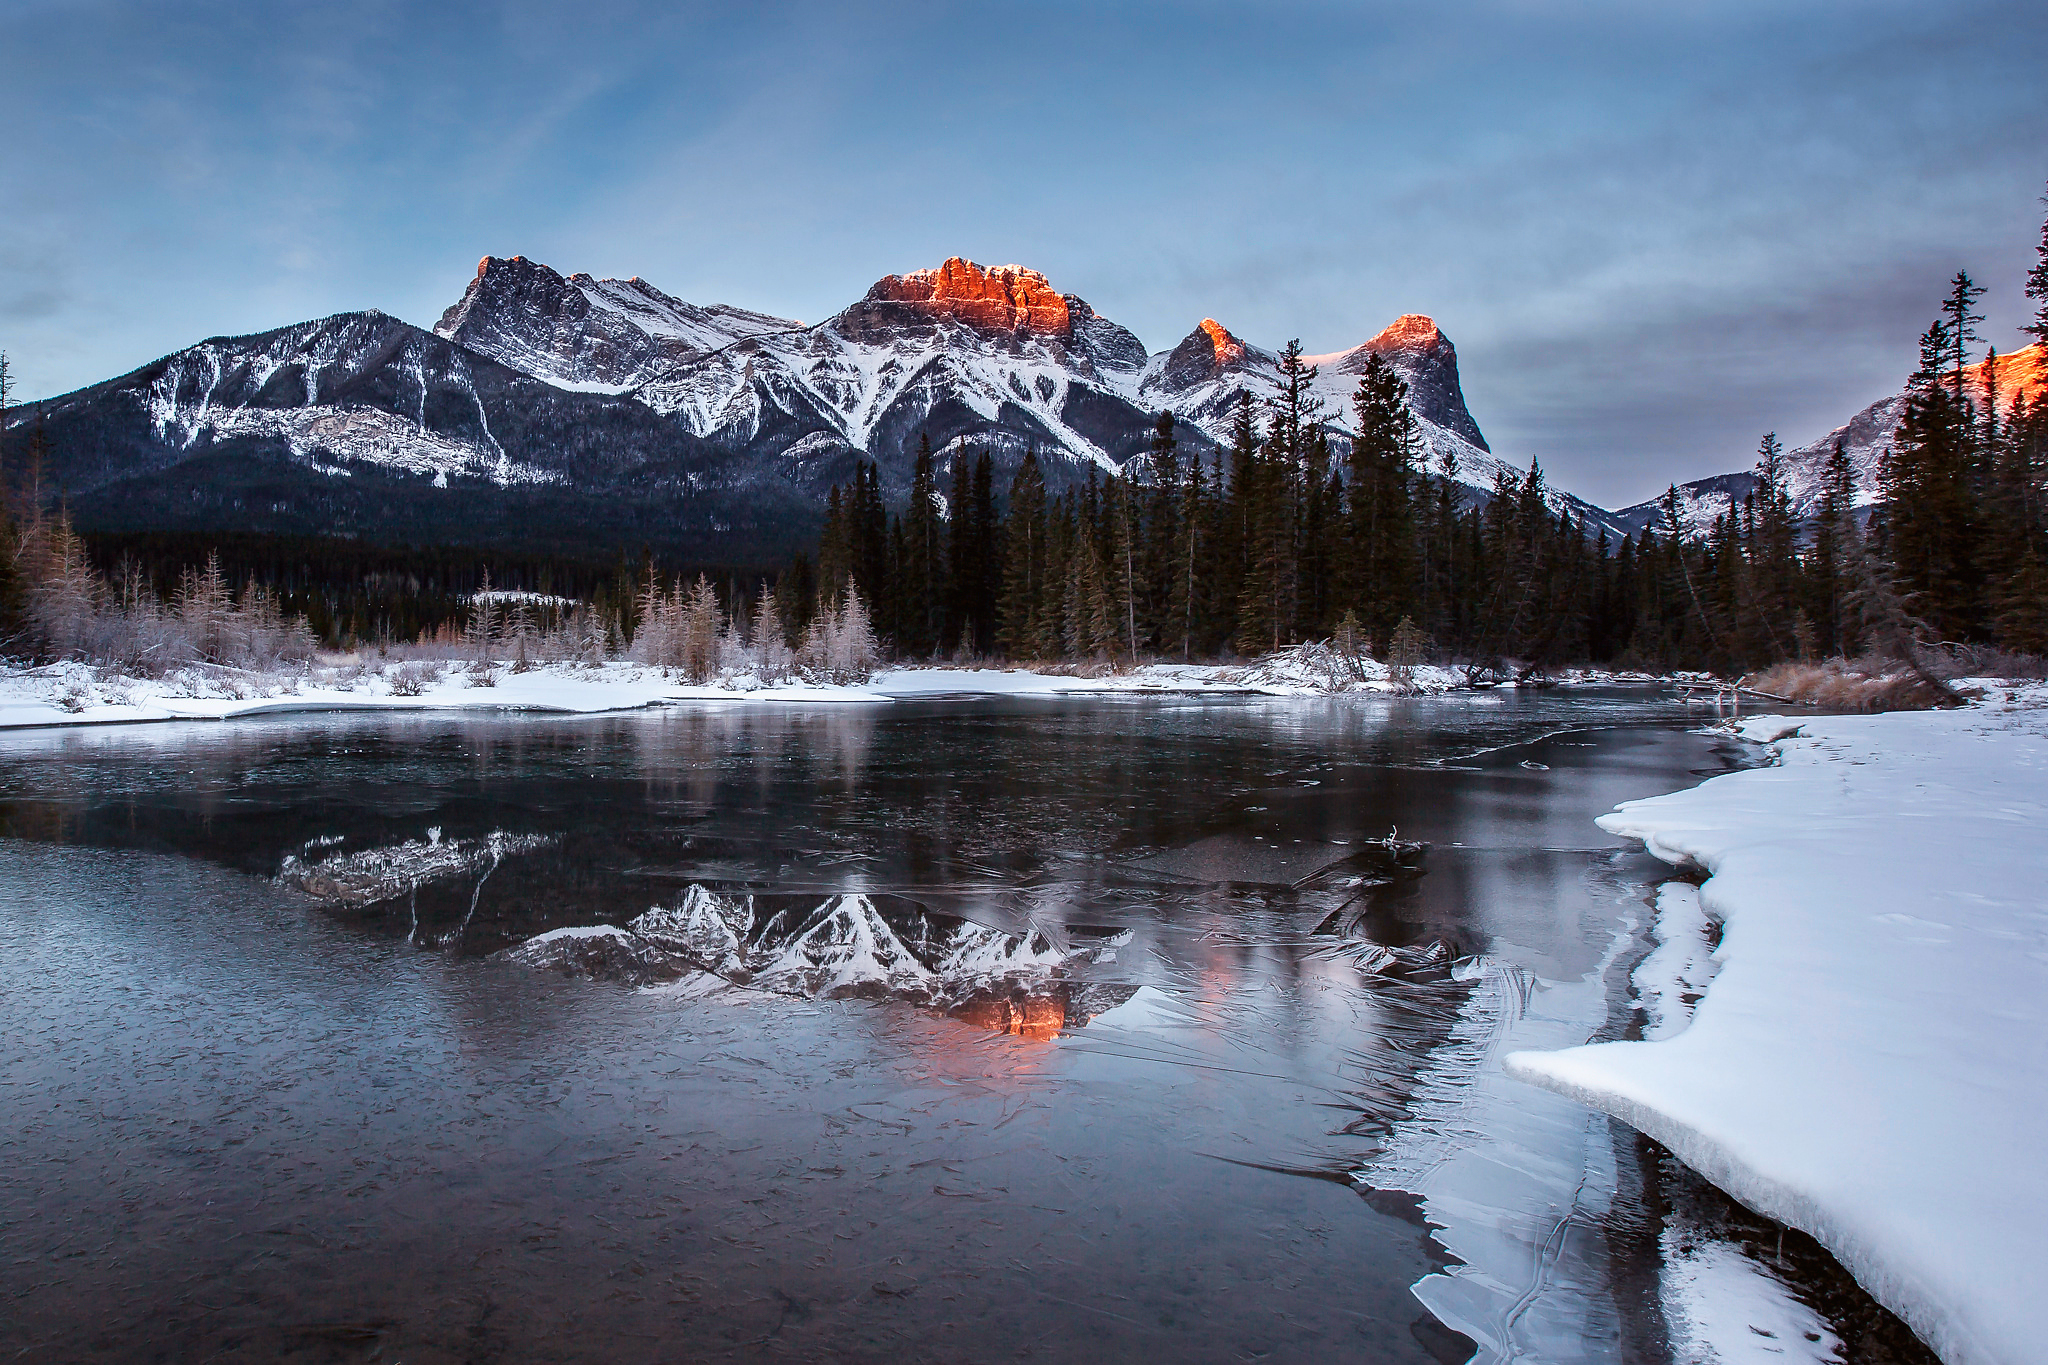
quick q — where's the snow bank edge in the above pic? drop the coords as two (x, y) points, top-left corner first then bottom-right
(1504, 718), (1999, 1365)
(1502, 1046), (1983, 1365)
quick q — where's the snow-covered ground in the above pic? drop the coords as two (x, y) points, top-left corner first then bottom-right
(0, 651), (1486, 731)
(1507, 688), (2048, 1365)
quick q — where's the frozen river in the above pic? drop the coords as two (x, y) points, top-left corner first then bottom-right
(0, 691), (1927, 1363)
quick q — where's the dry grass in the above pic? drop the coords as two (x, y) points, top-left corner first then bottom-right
(1743, 658), (1953, 712)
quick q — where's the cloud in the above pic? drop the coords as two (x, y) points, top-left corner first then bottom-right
(0, 0), (2043, 509)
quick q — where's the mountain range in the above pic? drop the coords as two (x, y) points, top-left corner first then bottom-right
(4, 255), (1629, 562)
(11, 252), (2033, 564)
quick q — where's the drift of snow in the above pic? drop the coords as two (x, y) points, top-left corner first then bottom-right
(1506, 695), (2048, 1365)
(0, 659), (893, 730)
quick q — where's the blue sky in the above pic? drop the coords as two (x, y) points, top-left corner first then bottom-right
(2, 0), (2044, 507)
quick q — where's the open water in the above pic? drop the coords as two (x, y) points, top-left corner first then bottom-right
(0, 690), (1923, 1363)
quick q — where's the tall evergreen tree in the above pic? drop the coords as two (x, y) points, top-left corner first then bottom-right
(1881, 319), (1982, 640)
(996, 452), (1049, 658)
(900, 433), (944, 655)
(1940, 271), (1986, 407)
(946, 446), (977, 655)
(1341, 352), (1419, 654)
(1809, 441), (1861, 657)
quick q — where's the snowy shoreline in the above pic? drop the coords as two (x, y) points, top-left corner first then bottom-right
(1506, 690), (2048, 1365)
(0, 655), (1643, 733)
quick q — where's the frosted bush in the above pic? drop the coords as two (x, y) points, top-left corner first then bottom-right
(388, 660), (442, 696)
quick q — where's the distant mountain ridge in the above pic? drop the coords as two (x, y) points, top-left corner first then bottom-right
(1610, 343), (2048, 538)
(9, 253), (1630, 561)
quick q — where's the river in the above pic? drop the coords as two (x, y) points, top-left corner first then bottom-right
(0, 690), (1923, 1363)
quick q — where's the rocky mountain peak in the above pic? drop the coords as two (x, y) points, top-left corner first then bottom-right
(1156, 318), (1256, 391)
(835, 257), (1073, 342)
(435, 255), (585, 340)
(1367, 314), (1448, 355)
(1198, 319), (1249, 365)
(1303, 314), (1488, 453)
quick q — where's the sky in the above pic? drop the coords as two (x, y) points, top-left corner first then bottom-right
(2, 0), (2045, 510)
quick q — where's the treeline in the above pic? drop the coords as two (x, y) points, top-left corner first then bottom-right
(810, 195), (2048, 676)
(1871, 257), (2048, 653)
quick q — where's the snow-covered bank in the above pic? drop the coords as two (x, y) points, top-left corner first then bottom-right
(0, 660), (893, 730)
(1506, 694), (2048, 1365)
(0, 650), (1499, 731)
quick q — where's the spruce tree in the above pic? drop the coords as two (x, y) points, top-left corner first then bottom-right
(1881, 318), (1982, 640)
(1342, 352), (1419, 654)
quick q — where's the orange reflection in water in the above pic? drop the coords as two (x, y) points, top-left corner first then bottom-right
(945, 985), (1071, 1041)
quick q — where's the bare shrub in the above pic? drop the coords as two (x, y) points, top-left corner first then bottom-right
(388, 660), (442, 696)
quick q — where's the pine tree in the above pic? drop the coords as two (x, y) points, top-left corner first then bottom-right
(1745, 432), (1797, 661)
(1167, 451), (1207, 659)
(1940, 271), (1986, 407)
(1810, 441), (1861, 656)
(1989, 392), (2048, 649)
(946, 446), (976, 657)
(969, 451), (998, 653)
(1140, 413), (1181, 651)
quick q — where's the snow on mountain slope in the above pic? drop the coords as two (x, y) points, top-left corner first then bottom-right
(438, 254), (1159, 478)
(430, 254), (1608, 523)
(1610, 342), (2047, 539)
(7, 308), (834, 561)
(35, 310), (578, 490)
(435, 254), (805, 393)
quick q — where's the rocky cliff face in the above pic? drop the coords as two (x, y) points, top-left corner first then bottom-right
(836, 259), (1074, 341)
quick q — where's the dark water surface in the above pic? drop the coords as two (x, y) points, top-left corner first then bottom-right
(0, 690), (1815, 1363)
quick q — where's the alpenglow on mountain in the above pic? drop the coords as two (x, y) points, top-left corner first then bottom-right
(10, 254), (1626, 562)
